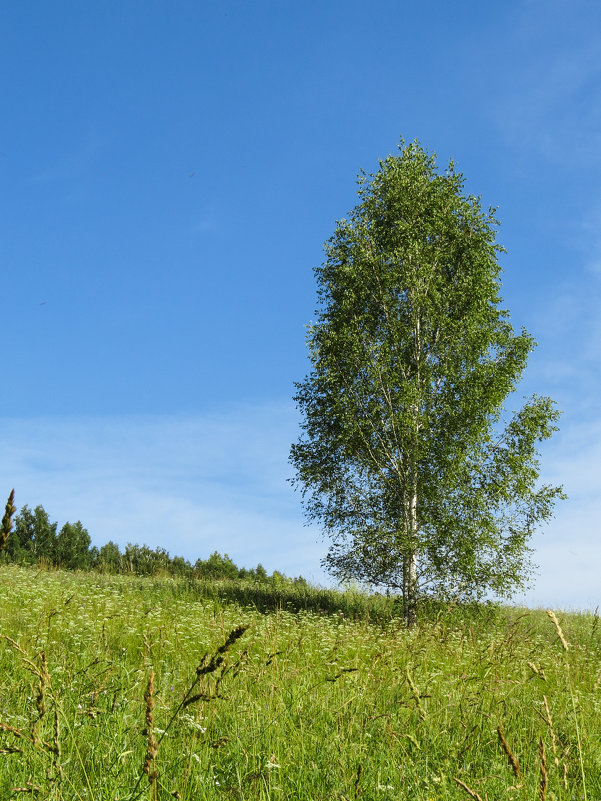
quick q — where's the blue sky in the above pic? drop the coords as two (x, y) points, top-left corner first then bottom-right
(2, 0), (600, 609)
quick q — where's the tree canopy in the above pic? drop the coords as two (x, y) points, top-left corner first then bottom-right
(290, 140), (564, 626)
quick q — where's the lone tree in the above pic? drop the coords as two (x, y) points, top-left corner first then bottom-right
(290, 141), (564, 626)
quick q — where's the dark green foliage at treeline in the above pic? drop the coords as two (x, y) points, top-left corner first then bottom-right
(2, 503), (299, 584)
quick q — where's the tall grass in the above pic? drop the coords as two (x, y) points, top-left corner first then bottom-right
(0, 564), (599, 799)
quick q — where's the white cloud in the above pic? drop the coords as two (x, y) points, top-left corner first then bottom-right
(0, 403), (330, 583)
(515, 417), (601, 611)
(1, 399), (598, 608)
(522, 237), (601, 419)
(515, 518), (601, 613)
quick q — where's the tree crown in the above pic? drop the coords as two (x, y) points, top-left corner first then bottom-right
(291, 140), (564, 609)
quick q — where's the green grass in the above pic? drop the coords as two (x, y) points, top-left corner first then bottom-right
(0, 564), (599, 800)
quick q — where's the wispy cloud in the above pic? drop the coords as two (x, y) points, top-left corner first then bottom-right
(521, 207), (601, 421)
(581, 203), (601, 278)
(0, 399), (597, 608)
(0, 403), (329, 584)
(29, 135), (105, 185)
(489, 0), (601, 166)
(191, 215), (217, 234)
(515, 416), (601, 611)
(513, 263), (601, 611)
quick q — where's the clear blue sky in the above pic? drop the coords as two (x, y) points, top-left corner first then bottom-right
(2, 0), (600, 609)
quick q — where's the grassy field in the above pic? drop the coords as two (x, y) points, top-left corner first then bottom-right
(0, 564), (599, 800)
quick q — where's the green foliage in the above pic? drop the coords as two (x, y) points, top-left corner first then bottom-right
(4, 501), (290, 585)
(123, 542), (171, 575)
(0, 489), (15, 555)
(6, 505), (90, 569)
(55, 520), (92, 570)
(0, 565), (598, 800)
(97, 540), (122, 573)
(6, 504), (58, 564)
(291, 140), (564, 624)
(194, 550), (240, 581)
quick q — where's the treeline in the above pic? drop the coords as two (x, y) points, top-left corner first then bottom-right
(2, 503), (305, 584)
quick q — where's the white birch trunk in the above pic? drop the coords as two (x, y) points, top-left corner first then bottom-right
(403, 491), (418, 627)
(402, 300), (421, 627)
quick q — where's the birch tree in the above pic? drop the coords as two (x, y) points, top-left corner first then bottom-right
(290, 141), (564, 627)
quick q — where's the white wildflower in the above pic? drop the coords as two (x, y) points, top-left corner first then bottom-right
(181, 713), (207, 733)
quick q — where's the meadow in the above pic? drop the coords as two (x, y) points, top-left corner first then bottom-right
(0, 564), (599, 800)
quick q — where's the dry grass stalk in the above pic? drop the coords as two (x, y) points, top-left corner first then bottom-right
(183, 626), (249, 707)
(0, 489), (16, 553)
(30, 650), (53, 751)
(527, 661), (546, 680)
(453, 777), (484, 801)
(44, 706), (63, 784)
(51, 707), (60, 759)
(354, 762), (363, 797)
(143, 670), (159, 786)
(546, 610), (569, 651)
(0, 637), (62, 785)
(0, 634), (30, 660)
(547, 614), (587, 797)
(35, 651), (51, 721)
(0, 719), (28, 754)
(195, 625), (248, 678)
(497, 724), (521, 780)
(405, 665), (426, 720)
(1, 634), (49, 683)
(0, 721), (28, 739)
(130, 626), (249, 801)
(539, 737), (548, 801)
(542, 695), (559, 767)
(11, 782), (43, 794)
